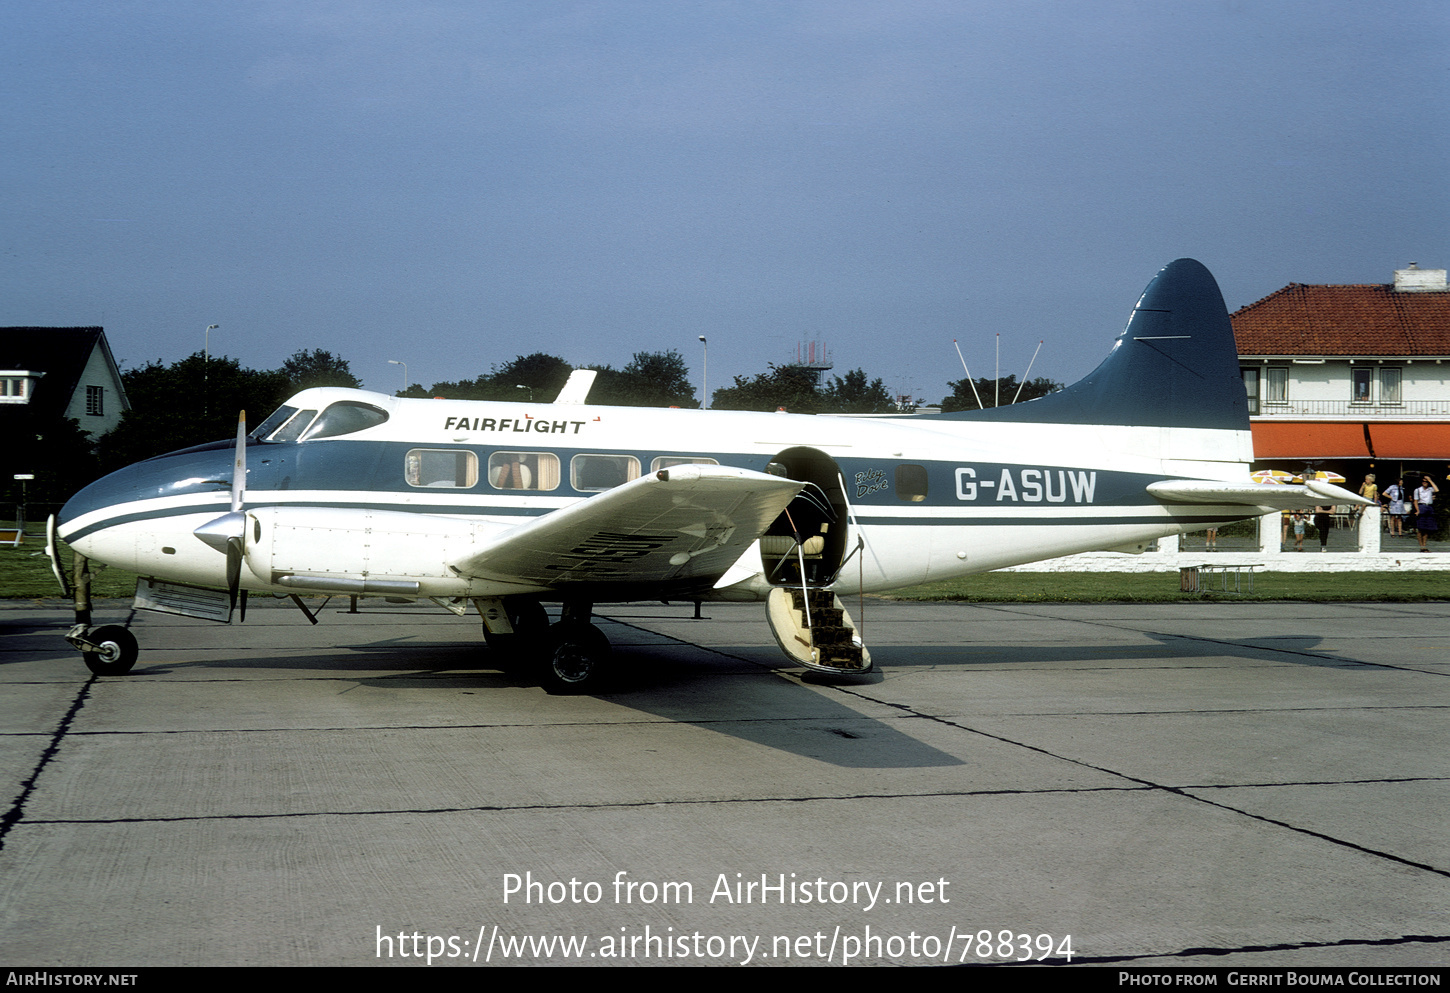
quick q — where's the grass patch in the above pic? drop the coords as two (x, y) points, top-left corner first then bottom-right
(882, 571), (1448, 603)
(0, 539), (139, 599)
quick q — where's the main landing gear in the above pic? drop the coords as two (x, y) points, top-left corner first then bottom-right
(479, 596), (610, 695)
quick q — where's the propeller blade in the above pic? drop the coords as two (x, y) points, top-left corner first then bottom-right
(225, 535), (249, 622)
(231, 410), (247, 513)
(225, 536), (242, 617)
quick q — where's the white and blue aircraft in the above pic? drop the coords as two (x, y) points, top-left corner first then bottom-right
(54, 260), (1367, 692)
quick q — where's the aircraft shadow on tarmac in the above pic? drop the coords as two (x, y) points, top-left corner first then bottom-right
(866, 633), (1364, 670)
(88, 634), (962, 770)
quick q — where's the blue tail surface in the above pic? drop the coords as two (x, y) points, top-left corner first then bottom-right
(942, 259), (1248, 431)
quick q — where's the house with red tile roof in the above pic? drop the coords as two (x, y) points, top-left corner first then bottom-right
(1231, 264), (1450, 483)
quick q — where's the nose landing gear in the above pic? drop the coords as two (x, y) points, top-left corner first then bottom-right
(72, 625), (139, 676)
(61, 548), (139, 676)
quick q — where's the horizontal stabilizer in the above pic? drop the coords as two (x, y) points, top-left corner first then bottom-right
(1147, 479), (1373, 509)
(448, 464), (802, 586)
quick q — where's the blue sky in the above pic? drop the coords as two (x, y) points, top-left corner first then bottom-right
(4, 1), (1446, 405)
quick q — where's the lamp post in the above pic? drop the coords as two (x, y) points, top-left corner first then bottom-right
(13, 474), (32, 536)
(698, 335), (708, 410)
(204, 325), (218, 419)
(388, 359), (408, 394)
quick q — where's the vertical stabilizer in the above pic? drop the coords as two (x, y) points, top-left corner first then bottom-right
(942, 259), (1248, 431)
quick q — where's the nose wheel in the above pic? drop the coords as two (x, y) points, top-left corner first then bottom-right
(69, 624), (139, 676)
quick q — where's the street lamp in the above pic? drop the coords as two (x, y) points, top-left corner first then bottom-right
(388, 359), (408, 394)
(204, 325), (218, 419)
(13, 474), (33, 536)
(515, 384), (533, 402)
(698, 335), (707, 410)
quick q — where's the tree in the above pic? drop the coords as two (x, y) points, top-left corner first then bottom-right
(591, 350), (698, 408)
(710, 364), (825, 413)
(940, 375), (1061, 413)
(1, 410), (100, 510)
(409, 353), (575, 402)
(280, 349), (361, 392)
(820, 369), (895, 413)
(410, 350), (700, 407)
(97, 353), (291, 469)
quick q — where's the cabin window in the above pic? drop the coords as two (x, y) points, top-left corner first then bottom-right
(301, 401), (388, 440)
(406, 449), (479, 488)
(1265, 367), (1288, 404)
(650, 456), (719, 472)
(488, 452), (560, 491)
(571, 454), (641, 492)
(1240, 368), (1259, 414)
(1380, 367), (1402, 405)
(1351, 368), (1373, 403)
(895, 464), (929, 502)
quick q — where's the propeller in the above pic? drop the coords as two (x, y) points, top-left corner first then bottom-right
(193, 411), (249, 621)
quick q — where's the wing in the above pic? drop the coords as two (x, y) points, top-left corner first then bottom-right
(1147, 479), (1374, 509)
(447, 464), (803, 587)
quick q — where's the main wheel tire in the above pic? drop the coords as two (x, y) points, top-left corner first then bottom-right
(484, 598), (551, 671)
(539, 622), (611, 695)
(82, 625), (138, 676)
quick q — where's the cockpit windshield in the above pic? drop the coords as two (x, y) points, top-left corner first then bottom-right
(251, 400), (387, 443)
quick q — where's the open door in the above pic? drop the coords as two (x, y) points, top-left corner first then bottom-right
(758, 447), (850, 587)
(758, 447), (872, 675)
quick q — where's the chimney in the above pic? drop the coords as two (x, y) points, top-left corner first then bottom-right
(1393, 262), (1448, 292)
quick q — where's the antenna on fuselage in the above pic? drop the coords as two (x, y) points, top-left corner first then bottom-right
(951, 339), (985, 410)
(1011, 340), (1044, 405)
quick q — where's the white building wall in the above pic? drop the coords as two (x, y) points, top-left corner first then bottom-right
(60, 342), (126, 437)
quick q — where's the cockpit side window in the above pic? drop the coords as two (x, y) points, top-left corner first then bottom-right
(252, 405), (299, 441)
(264, 408), (319, 443)
(300, 401), (388, 441)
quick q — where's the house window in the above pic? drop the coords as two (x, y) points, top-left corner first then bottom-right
(0, 375), (32, 404)
(1265, 367), (1288, 404)
(1351, 368), (1373, 403)
(1379, 367), (1402, 405)
(86, 385), (104, 416)
(1241, 368), (1259, 414)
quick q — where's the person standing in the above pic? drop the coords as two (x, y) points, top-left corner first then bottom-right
(1314, 505), (1334, 552)
(1383, 478), (1407, 537)
(1356, 474), (1377, 525)
(1414, 475), (1440, 552)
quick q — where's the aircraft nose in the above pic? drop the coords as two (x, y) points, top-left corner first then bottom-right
(58, 466), (140, 546)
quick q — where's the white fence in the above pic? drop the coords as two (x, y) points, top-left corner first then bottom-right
(1001, 507), (1449, 573)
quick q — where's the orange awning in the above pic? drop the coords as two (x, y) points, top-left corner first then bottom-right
(1251, 422), (1371, 459)
(1365, 423), (1450, 459)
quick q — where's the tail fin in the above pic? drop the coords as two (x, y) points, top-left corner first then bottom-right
(942, 259), (1248, 430)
